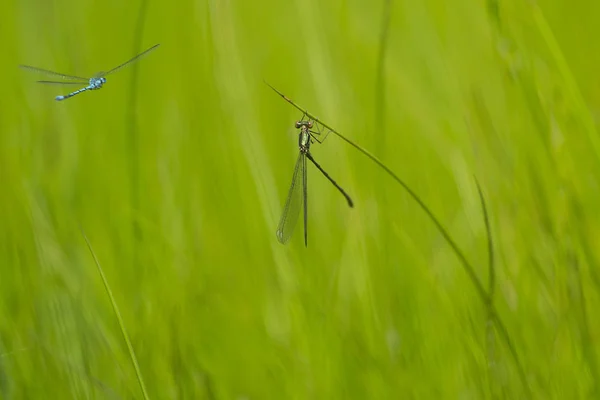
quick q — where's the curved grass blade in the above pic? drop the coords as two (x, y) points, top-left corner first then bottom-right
(476, 178), (498, 396)
(265, 82), (531, 394)
(127, 0), (152, 275)
(277, 153), (305, 245)
(476, 177), (531, 398)
(18, 65), (88, 81)
(475, 179), (495, 298)
(264, 81), (487, 296)
(80, 227), (150, 400)
(375, 0), (392, 138)
(531, 4), (600, 163)
(101, 43), (161, 77)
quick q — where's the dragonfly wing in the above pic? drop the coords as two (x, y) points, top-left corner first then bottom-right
(103, 43), (160, 76)
(19, 65), (88, 81)
(276, 153), (305, 244)
(37, 80), (88, 85)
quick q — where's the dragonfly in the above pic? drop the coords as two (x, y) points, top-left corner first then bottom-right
(263, 82), (496, 318)
(19, 43), (160, 101)
(270, 87), (354, 247)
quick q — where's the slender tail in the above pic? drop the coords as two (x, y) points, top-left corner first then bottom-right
(305, 152), (354, 207)
(303, 153), (308, 247)
(56, 86), (91, 101)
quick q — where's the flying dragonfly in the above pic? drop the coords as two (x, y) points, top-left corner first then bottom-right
(19, 43), (160, 101)
(268, 84), (354, 247)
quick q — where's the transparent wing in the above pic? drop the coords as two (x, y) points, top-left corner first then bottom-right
(276, 153), (305, 244)
(19, 65), (88, 81)
(101, 43), (160, 77)
(36, 80), (88, 85)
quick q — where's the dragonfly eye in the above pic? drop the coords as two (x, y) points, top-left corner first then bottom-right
(307, 121), (313, 129)
(295, 121), (303, 129)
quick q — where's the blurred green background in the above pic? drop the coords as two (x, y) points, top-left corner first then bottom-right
(1, 0), (600, 398)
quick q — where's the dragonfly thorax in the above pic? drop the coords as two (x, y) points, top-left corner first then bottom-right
(297, 121), (313, 153)
(298, 130), (311, 153)
(89, 77), (106, 89)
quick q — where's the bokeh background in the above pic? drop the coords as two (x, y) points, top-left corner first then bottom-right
(1, 0), (600, 398)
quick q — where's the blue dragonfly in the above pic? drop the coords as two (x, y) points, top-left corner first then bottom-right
(19, 43), (160, 101)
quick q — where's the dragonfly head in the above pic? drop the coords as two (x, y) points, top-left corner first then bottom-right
(295, 120), (313, 129)
(91, 72), (107, 82)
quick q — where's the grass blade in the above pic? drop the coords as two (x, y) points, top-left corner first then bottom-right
(80, 228), (150, 400)
(531, 3), (600, 162)
(265, 82), (531, 395)
(476, 178), (531, 398)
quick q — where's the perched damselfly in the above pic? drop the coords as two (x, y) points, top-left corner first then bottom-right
(19, 44), (160, 101)
(274, 107), (354, 247)
(263, 82), (496, 329)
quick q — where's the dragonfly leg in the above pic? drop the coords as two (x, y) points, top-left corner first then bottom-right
(309, 123), (331, 144)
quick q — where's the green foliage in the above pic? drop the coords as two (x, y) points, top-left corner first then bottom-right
(1, 0), (599, 398)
